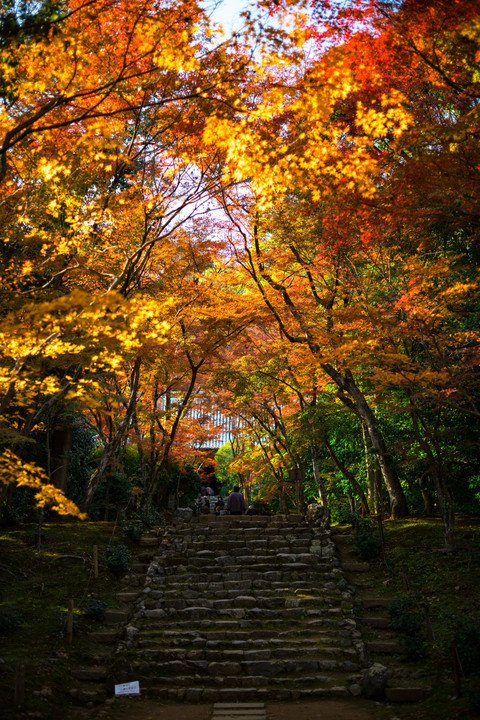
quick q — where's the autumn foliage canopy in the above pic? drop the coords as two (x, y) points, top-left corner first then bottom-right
(1, 0), (479, 549)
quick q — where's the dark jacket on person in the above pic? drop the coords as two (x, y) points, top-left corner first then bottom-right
(226, 491), (246, 513)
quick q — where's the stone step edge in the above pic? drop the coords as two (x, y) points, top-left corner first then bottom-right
(214, 703), (266, 708)
(385, 686), (432, 702)
(137, 673), (352, 686)
(145, 686), (352, 701)
(213, 715), (265, 720)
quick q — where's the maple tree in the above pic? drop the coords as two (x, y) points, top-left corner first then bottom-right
(1, 0), (480, 541)
(205, 0), (480, 542)
(0, 0), (259, 517)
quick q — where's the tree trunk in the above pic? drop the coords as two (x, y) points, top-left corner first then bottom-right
(323, 365), (408, 518)
(247, 247), (407, 517)
(295, 465), (306, 514)
(83, 357), (141, 513)
(311, 445), (329, 509)
(408, 401), (457, 552)
(367, 466), (376, 513)
(431, 465), (457, 553)
(362, 423), (376, 511)
(374, 467), (385, 515)
(50, 425), (73, 493)
(324, 437), (370, 516)
(419, 474), (436, 516)
(347, 492), (356, 514)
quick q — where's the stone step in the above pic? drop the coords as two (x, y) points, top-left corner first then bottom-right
(332, 534), (353, 544)
(342, 562), (371, 572)
(140, 537), (162, 547)
(116, 592), (140, 603)
(345, 577), (373, 590)
(155, 578), (333, 591)
(172, 527), (315, 538)
(154, 595), (333, 611)
(88, 630), (119, 644)
(361, 596), (393, 609)
(214, 703), (265, 708)
(71, 668), (108, 682)
(134, 643), (353, 662)
(177, 541), (314, 551)
(138, 625), (346, 640)
(160, 569), (332, 581)
(156, 575), (334, 590)
(138, 668), (349, 686)
(155, 585), (329, 598)
(137, 616), (347, 632)
(148, 685), (352, 703)
(137, 633), (350, 650)
(385, 687), (431, 702)
(360, 616), (390, 629)
(161, 554), (321, 566)
(140, 606), (350, 622)
(142, 681), (352, 703)
(68, 684), (107, 704)
(366, 641), (404, 654)
(104, 609), (130, 624)
(212, 702), (266, 720)
(137, 551), (159, 562)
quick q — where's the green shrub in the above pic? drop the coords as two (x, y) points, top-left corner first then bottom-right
(444, 618), (480, 711)
(123, 521), (144, 544)
(352, 516), (379, 561)
(103, 544), (130, 576)
(465, 673), (480, 712)
(58, 609), (79, 634)
(82, 600), (108, 622)
(331, 504), (356, 525)
(1, 486), (34, 526)
(134, 507), (165, 528)
(388, 598), (426, 661)
(452, 618), (480, 676)
(0, 606), (24, 634)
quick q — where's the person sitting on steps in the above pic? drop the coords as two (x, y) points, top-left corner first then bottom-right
(214, 496), (225, 515)
(226, 486), (247, 516)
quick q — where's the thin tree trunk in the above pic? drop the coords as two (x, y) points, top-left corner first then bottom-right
(374, 467), (386, 515)
(362, 423), (376, 511)
(83, 357), (141, 513)
(324, 437), (370, 516)
(407, 399), (457, 552)
(323, 365), (408, 518)
(419, 474), (436, 516)
(431, 464), (457, 553)
(311, 445), (329, 509)
(50, 425), (73, 492)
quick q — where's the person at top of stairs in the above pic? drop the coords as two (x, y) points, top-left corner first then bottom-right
(226, 486), (247, 515)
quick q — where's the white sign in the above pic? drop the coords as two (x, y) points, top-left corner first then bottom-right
(115, 681), (140, 696)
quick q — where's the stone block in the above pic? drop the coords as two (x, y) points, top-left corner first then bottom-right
(144, 608), (167, 619)
(361, 663), (389, 699)
(366, 641), (403, 654)
(208, 661), (242, 675)
(233, 595), (257, 608)
(241, 661), (283, 676)
(71, 668), (107, 681)
(185, 687), (203, 702)
(385, 687), (428, 702)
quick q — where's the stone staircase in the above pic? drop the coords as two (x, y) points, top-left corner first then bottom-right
(332, 527), (432, 703)
(68, 535), (162, 706)
(111, 512), (367, 702)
